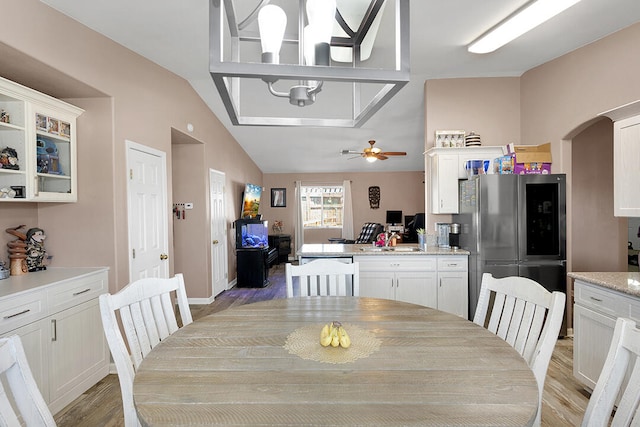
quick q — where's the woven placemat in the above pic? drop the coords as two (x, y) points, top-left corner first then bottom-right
(284, 323), (381, 364)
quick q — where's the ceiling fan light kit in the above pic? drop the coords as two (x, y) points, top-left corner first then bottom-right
(468, 0), (583, 54)
(210, 0), (410, 127)
(343, 140), (406, 162)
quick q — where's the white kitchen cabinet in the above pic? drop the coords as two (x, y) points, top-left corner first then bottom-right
(426, 147), (503, 214)
(356, 256), (438, 308)
(598, 101), (640, 216)
(573, 280), (640, 391)
(0, 76), (83, 202)
(612, 115), (640, 216)
(0, 268), (110, 414)
(354, 255), (469, 316)
(436, 256), (469, 318)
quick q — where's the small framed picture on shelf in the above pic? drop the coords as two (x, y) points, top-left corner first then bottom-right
(59, 121), (71, 138)
(271, 188), (286, 208)
(36, 114), (47, 132)
(47, 117), (59, 135)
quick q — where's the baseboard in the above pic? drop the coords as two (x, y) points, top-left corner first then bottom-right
(187, 278), (237, 305)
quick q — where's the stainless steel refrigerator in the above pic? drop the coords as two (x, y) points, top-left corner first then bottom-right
(453, 174), (566, 331)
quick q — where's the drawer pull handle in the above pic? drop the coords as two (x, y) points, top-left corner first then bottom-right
(4, 309), (31, 319)
(73, 288), (91, 296)
(590, 296), (603, 302)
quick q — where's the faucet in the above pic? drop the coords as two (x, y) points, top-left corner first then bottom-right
(385, 232), (399, 247)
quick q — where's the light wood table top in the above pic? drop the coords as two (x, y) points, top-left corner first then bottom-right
(133, 297), (538, 426)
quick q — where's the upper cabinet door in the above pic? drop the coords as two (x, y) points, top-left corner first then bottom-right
(613, 115), (640, 217)
(0, 76), (82, 203)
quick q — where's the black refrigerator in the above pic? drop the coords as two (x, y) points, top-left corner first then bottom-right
(453, 174), (566, 329)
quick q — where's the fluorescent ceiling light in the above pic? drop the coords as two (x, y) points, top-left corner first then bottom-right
(468, 0), (582, 54)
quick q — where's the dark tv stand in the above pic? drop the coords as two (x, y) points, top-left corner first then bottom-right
(236, 248), (276, 288)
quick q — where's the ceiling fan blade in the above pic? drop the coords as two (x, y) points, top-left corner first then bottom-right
(379, 151), (406, 156)
(376, 154), (389, 160)
(341, 150), (362, 155)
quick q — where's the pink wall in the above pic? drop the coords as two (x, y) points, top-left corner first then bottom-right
(262, 172), (425, 250)
(0, 0), (262, 297)
(424, 77), (521, 232)
(520, 22), (640, 273)
(571, 119), (627, 272)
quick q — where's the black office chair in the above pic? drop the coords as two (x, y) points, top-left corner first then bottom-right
(343, 223), (385, 244)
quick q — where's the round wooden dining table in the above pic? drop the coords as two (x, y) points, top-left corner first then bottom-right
(133, 297), (538, 426)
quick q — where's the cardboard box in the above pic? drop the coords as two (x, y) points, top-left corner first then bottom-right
(494, 155), (514, 174)
(511, 143), (552, 175)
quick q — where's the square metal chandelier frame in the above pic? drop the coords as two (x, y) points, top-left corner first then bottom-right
(209, 0), (410, 127)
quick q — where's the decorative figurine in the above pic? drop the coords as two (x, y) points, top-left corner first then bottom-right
(0, 109), (9, 124)
(0, 147), (19, 170)
(25, 227), (47, 272)
(6, 225), (28, 276)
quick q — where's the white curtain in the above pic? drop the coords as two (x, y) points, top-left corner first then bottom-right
(294, 181), (304, 251)
(341, 180), (354, 240)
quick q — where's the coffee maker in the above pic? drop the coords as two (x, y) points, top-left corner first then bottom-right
(449, 223), (461, 249)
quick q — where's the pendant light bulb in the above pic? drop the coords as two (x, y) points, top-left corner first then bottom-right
(306, 0), (336, 44)
(366, 156), (377, 163)
(258, 5), (287, 64)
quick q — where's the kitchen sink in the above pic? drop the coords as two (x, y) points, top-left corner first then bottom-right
(359, 246), (422, 252)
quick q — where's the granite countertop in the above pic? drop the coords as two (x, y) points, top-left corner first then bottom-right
(568, 272), (640, 298)
(298, 243), (469, 257)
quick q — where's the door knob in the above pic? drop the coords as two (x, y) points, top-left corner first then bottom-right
(160, 254), (168, 260)
(212, 240), (219, 245)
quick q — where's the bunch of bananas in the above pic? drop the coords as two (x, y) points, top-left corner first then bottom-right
(320, 321), (351, 348)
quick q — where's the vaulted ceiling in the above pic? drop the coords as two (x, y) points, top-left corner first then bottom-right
(40, 0), (640, 173)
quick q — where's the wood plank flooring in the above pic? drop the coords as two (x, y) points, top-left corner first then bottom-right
(54, 266), (589, 426)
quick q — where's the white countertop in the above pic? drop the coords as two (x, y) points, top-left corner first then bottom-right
(298, 243), (469, 257)
(0, 267), (109, 299)
(568, 271), (640, 298)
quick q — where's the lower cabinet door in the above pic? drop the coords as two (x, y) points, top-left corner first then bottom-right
(359, 272), (395, 300)
(48, 298), (110, 414)
(437, 272), (469, 318)
(3, 318), (50, 402)
(573, 304), (616, 390)
(395, 271), (437, 308)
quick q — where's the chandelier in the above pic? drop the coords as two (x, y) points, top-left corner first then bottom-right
(209, 0), (410, 127)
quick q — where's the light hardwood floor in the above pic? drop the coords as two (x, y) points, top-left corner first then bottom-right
(54, 266), (590, 426)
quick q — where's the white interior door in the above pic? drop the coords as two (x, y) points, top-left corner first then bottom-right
(127, 141), (169, 281)
(210, 169), (228, 296)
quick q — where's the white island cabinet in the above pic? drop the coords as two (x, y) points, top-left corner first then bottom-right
(354, 256), (438, 308)
(570, 272), (640, 391)
(0, 267), (110, 414)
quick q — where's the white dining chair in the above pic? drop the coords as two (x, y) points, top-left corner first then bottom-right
(582, 317), (640, 427)
(285, 260), (360, 297)
(99, 273), (193, 427)
(0, 335), (56, 427)
(473, 273), (565, 427)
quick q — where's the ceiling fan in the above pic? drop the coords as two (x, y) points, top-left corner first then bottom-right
(341, 140), (407, 162)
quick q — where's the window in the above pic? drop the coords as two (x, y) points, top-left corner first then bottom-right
(301, 185), (344, 229)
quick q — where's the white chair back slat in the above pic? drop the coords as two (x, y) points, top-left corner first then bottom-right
(473, 273), (565, 427)
(0, 336), (56, 427)
(285, 260), (360, 298)
(512, 301), (535, 354)
(100, 273), (192, 427)
(583, 318), (640, 427)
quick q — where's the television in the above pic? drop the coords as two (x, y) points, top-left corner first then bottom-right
(241, 183), (262, 219)
(386, 210), (402, 225)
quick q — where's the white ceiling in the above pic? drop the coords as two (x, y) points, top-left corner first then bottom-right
(40, 0), (640, 173)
